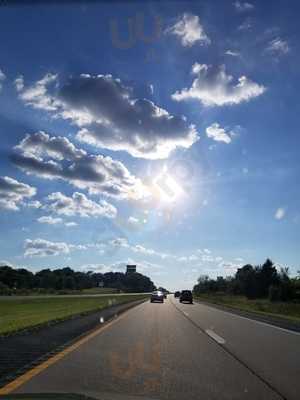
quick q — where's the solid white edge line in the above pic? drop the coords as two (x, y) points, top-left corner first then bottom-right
(205, 329), (226, 344)
(198, 302), (300, 336)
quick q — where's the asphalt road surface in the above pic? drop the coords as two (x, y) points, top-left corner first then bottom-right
(11, 297), (300, 400)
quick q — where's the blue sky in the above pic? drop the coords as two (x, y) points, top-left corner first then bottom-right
(0, 1), (299, 290)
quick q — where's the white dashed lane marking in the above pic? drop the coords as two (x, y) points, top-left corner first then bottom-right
(205, 329), (226, 344)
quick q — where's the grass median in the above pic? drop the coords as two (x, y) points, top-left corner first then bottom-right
(0, 294), (148, 336)
(195, 293), (300, 324)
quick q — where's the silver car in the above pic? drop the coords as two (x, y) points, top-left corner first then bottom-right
(150, 290), (164, 303)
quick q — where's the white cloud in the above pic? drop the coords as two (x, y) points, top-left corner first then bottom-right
(113, 258), (165, 277)
(238, 18), (252, 31)
(24, 238), (70, 257)
(128, 216), (140, 225)
(65, 221), (78, 227)
(14, 75), (24, 92)
(37, 216), (78, 227)
(0, 176), (36, 210)
(126, 258), (164, 275)
(275, 207), (285, 220)
(217, 260), (243, 274)
(19, 73), (58, 111)
(165, 13), (210, 47)
(267, 38), (290, 56)
(172, 63), (266, 107)
(0, 69), (6, 91)
(0, 260), (13, 267)
(26, 200), (42, 209)
(234, 1), (254, 12)
(201, 254), (215, 262)
(78, 258), (163, 276)
(37, 216), (63, 225)
(34, 207), (77, 227)
(108, 240), (220, 264)
(225, 50), (240, 57)
(15, 130), (85, 160)
(206, 123), (234, 144)
(44, 191), (117, 219)
(12, 132), (147, 200)
(109, 237), (129, 248)
(78, 263), (112, 273)
(109, 237), (169, 259)
(17, 73), (198, 160)
(106, 241), (226, 265)
(24, 238), (86, 257)
(132, 244), (156, 256)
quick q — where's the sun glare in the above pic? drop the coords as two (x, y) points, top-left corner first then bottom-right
(153, 169), (183, 203)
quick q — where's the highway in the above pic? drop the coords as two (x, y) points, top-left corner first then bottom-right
(9, 296), (300, 400)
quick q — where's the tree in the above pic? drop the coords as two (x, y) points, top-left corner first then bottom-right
(235, 264), (258, 298)
(256, 259), (278, 297)
(277, 267), (293, 301)
(0, 266), (18, 288)
(193, 275), (210, 295)
(0, 266), (157, 293)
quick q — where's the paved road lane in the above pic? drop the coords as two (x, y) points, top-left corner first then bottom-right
(11, 297), (284, 400)
(173, 297), (300, 400)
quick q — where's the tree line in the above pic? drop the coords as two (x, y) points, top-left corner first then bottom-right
(193, 259), (300, 302)
(0, 266), (156, 295)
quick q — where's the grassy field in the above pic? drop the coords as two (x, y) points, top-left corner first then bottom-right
(0, 287), (122, 296)
(0, 294), (148, 336)
(195, 293), (300, 323)
(80, 287), (120, 294)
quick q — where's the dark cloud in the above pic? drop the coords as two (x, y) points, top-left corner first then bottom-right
(18, 74), (198, 159)
(12, 132), (147, 199)
(0, 176), (36, 210)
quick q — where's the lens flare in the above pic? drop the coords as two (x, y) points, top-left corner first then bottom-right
(153, 168), (183, 203)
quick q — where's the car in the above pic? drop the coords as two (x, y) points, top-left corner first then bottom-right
(179, 290), (193, 304)
(150, 291), (164, 303)
(174, 291), (181, 298)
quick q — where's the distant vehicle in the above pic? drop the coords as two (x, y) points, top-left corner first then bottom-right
(174, 291), (181, 298)
(150, 291), (164, 303)
(157, 287), (168, 298)
(179, 290), (193, 304)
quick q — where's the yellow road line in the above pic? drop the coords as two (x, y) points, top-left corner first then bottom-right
(0, 311), (129, 395)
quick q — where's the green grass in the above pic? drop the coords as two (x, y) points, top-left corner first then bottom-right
(0, 287), (121, 296)
(0, 294), (148, 336)
(79, 287), (120, 294)
(195, 293), (300, 324)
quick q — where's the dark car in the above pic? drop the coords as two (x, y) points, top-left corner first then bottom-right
(179, 290), (193, 304)
(174, 291), (181, 298)
(150, 291), (164, 303)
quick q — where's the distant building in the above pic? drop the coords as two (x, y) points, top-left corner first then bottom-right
(126, 264), (136, 274)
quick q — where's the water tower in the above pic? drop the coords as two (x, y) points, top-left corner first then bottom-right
(126, 265), (136, 274)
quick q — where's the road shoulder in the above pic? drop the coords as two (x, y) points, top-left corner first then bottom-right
(194, 298), (300, 333)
